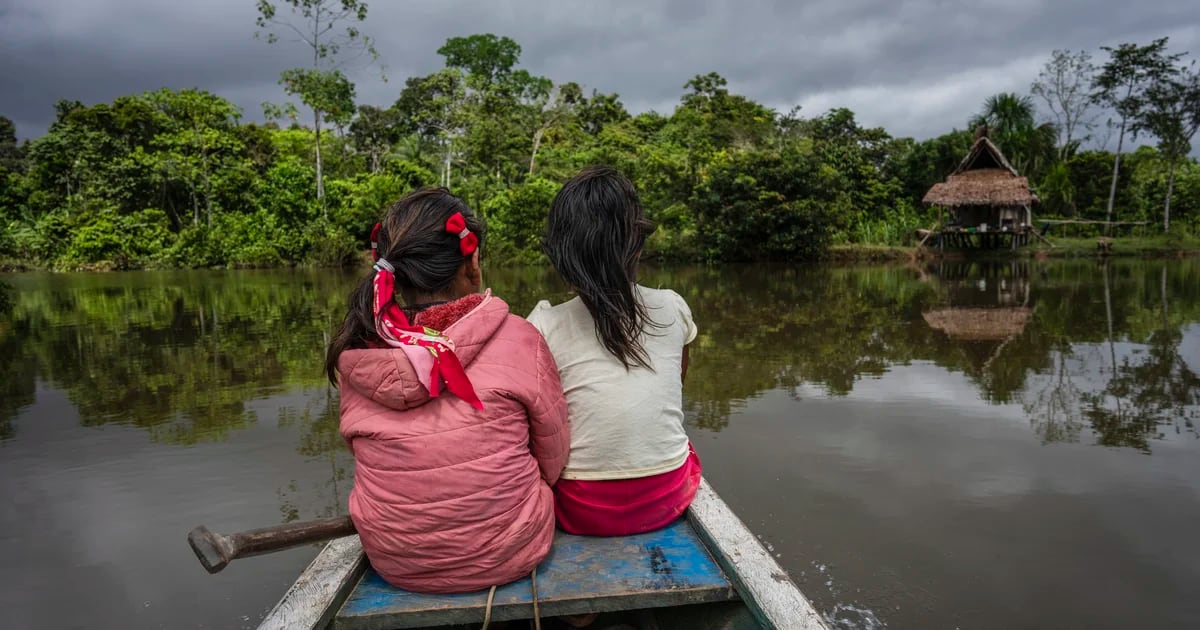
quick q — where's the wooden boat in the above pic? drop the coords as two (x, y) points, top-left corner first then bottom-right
(257, 478), (829, 630)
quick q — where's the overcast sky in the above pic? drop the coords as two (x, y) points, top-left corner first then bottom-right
(2, 0), (1198, 143)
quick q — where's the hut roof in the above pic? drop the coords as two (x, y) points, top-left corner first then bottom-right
(923, 169), (1038, 207)
(922, 134), (1038, 207)
(955, 136), (1018, 176)
(922, 306), (1032, 341)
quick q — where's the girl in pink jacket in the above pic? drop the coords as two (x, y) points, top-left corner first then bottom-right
(325, 188), (570, 594)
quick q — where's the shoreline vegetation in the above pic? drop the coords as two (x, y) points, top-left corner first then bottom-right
(2, 26), (1199, 272)
(6, 234), (1198, 274)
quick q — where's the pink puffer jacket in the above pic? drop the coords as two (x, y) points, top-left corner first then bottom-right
(337, 292), (569, 593)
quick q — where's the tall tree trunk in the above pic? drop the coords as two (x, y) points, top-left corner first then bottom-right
(529, 127), (546, 176)
(1161, 265), (1168, 329)
(314, 108), (325, 215)
(201, 149), (213, 228)
(1102, 261), (1123, 419)
(1163, 157), (1177, 234)
(443, 138), (452, 189)
(1104, 118), (1126, 235)
(162, 178), (182, 229)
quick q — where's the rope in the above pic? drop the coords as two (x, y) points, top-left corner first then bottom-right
(480, 584), (497, 630)
(480, 567), (540, 630)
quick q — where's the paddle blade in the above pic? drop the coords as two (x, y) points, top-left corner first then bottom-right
(188, 525), (233, 574)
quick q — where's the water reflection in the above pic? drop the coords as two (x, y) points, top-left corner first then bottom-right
(0, 280), (21, 441)
(277, 389), (350, 522)
(1, 260), (1197, 455)
(1081, 264), (1200, 451)
(657, 260), (1200, 452)
(2, 261), (1199, 628)
(0, 271), (355, 446)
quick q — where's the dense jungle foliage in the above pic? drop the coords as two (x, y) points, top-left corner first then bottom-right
(1, 30), (1198, 269)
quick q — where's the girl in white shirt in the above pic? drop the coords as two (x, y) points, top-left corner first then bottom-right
(527, 165), (702, 536)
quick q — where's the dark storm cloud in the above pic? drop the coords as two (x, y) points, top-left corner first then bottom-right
(2, 0), (1198, 142)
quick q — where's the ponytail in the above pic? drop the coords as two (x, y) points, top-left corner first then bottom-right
(325, 272), (377, 386)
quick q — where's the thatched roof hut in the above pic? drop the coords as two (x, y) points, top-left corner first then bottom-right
(916, 128), (1041, 248)
(923, 130), (1038, 209)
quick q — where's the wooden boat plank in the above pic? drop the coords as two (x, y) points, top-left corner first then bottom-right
(335, 518), (738, 629)
(258, 534), (366, 630)
(688, 478), (829, 630)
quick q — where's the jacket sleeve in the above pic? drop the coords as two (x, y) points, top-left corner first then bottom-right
(527, 333), (570, 486)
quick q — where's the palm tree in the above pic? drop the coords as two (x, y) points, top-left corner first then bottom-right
(970, 93), (1059, 180)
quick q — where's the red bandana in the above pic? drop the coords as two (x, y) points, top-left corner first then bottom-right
(371, 258), (484, 410)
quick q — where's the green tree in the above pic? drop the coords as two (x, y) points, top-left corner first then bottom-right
(255, 0), (379, 203)
(691, 144), (835, 261)
(669, 72), (776, 176)
(394, 69), (467, 187)
(895, 129), (974, 205)
(1063, 150), (1133, 219)
(432, 35), (550, 191)
(145, 89), (245, 228)
(804, 108), (908, 242)
(1091, 38), (1183, 226)
(0, 116), (22, 172)
(578, 90), (630, 136)
(0, 116), (28, 248)
(277, 67), (356, 214)
(1039, 161), (1077, 216)
(436, 34), (521, 89)
(482, 176), (560, 263)
(1133, 61), (1200, 232)
(347, 105), (402, 173)
(527, 81), (582, 175)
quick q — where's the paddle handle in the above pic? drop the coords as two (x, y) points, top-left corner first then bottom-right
(188, 515), (357, 574)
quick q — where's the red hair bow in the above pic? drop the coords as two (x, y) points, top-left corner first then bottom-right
(445, 212), (478, 256)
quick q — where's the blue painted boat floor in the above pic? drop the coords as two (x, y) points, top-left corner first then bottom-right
(335, 518), (739, 629)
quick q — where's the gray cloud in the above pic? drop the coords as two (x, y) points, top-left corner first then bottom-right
(2, 0), (1198, 143)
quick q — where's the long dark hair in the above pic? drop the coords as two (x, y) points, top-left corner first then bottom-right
(325, 187), (485, 385)
(544, 166), (656, 370)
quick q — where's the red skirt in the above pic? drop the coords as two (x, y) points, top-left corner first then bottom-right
(553, 444), (703, 537)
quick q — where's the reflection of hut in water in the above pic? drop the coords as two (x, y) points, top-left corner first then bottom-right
(922, 261), (1033, 341)
(921, 127), (1039, 251)
(922, 307), (1032, 341)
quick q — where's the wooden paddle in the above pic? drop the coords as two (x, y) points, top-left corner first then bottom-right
(188, 516), (356, 574)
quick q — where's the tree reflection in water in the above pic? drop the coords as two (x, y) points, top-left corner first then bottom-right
(1079, 264), (1200, 452)
(655, 260), (1199, 452)
(0, 261), (1196, 460)
(277, 388), (351, 522)
(0, 280), (22, 441)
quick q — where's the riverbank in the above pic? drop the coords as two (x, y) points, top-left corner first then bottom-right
(1024, 234), (1200, 258)
(824, 234), (1200, 263)
(5, 235), (1199, 272)
(825, 244), (925, 262)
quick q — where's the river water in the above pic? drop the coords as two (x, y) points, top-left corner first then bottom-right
(1, 259), (1198, 629)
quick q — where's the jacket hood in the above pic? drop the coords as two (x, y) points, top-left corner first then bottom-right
(337, 291), (510, 411)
